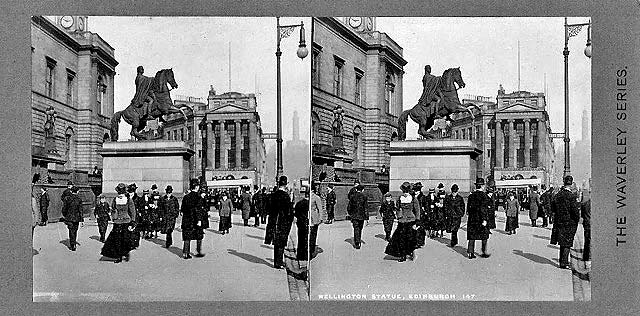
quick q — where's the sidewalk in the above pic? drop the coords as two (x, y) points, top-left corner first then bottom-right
(310, 212), (573, 301)
(33, 212), (291, 301)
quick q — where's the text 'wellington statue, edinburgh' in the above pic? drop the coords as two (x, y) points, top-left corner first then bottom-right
(109, 66), (189, 141)
(397, 65), (481, 140)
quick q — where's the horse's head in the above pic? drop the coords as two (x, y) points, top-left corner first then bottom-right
(165, 68), (178, 89)
(450, 67), (465, 89)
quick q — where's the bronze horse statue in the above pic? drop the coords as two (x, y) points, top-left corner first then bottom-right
(397, 67), (481, 140)
(109, 68), (187, 141)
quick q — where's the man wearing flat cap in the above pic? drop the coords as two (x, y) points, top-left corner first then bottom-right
(271, 175), (294, 268)
(550, 175), (581, 269)
(466, 178), (491, 259)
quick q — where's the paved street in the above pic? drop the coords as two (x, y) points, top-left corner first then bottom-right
(310, 210), (573, 301)
(33, 211), (306, 301)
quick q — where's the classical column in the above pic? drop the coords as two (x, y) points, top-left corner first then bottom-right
(524, 119), (531, 167)
(208, 120), (215, 170)
(248, 117), (256, 169)
(220, 120), (226, 169)
(538, 118), (546, 171)
(509, 119), (516, 168)
(495, 120), (503, 168)
(235, 120), (242, 169)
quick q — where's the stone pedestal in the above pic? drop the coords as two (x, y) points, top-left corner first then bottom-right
(99, 140), (194, 198)
(388, 139), (482, 195)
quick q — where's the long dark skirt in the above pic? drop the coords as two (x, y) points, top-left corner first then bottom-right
(219, 216), (231, 231)
(101, 223), (133, 258)
(385, 221), (417, 258)
(505, 216), (519, 232)
(382, 218), (394, 236)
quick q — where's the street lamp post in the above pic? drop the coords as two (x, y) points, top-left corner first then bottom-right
(276, 17), (308, 184)
(563, 17), (591, 178)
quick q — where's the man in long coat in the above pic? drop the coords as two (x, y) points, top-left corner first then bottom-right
(325, 184), (336, 224)
(294, 190), (309, 261)
(347, 184), (368, 249)
(181, 179), (205, 259)
(160, 185), (180, 248)
(466, 178), (491, 259)
(539, 184), (551, 227)
(61, 186), (83, 251)
(551, 175), (581, 269)
(413, 183), (426, 247)
(445, 184), (465, 247)
(127, 183), (141, 248)
(252, 185), (264, 226)
(241, 187), (253, 226)
(264, 186), (278, 245)
(529, 186), (541, 227)
(272, 176), (294, 269)
(39, 187), (49, 226)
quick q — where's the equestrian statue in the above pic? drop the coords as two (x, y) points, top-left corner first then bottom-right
(397, 65), (482, 140)
(109, 66), (188, 141)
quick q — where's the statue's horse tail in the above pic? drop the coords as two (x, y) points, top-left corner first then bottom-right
(397, 109), (410, 141)
(109, 110), (123, 141)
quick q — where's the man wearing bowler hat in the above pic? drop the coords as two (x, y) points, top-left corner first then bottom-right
(445, 183), (465, 247)
(272, 175), (294, 268)
(551, 175), (581, 269)
(347, 184), (368, 249)
(61, 186), (83, 251)
(466, 178), (491, 259)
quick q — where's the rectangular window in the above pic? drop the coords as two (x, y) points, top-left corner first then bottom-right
(333, 57), (344, 97)
(66, 71), (75, 105)
(468, 127), (473, 140)
(45, 58), (56, 98)
(312, 49), (320, 87)
(354, 70), (363, 105)
(198, 150), (202, 158)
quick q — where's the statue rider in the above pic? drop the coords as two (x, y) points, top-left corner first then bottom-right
(418, 65), (442, 118)
(131, 65), (155, 119)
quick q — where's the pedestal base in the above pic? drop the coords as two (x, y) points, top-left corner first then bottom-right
(99, 141), (194, 199)
(388, 139), (482, 195)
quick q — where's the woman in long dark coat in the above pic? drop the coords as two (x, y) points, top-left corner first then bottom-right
(102, 183), (135, 263)
(181, 179), (205, 259)
(218, 192), (233, 234)
(385, 182), (420, 262)
(505, 191), (520, 234)
(424, 188), (438, 238)
(241, 187), (252, 226)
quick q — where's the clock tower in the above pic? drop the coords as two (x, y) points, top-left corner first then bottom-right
(50, 16), (89, 33)
(343, 17), (376, 33)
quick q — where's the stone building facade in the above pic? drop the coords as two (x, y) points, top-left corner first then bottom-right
(31, 16), (117, 218)
(311, 17), (406, 219)
(448, 87), (555, 187)
(163, 87), (267, 189)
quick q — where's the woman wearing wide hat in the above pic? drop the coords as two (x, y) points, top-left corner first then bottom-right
(101, 183), (136, 263)
(385, 182), (420, 262)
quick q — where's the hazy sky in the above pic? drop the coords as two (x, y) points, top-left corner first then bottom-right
(376, 17), (591, 143)
(89, 16), (311, 141)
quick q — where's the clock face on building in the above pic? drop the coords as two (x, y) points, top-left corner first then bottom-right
(348, 17), (362, 28)
(60, 16), (74, 29)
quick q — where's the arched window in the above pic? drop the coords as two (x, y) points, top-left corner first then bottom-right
(353, 126), (364, 166)
(97, 75), (106, 115)
(64, 127), (75, 169)
(311, 111), (320, 144)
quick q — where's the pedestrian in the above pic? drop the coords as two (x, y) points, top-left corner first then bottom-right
(218, 192), (233, 234)
(294, 189), (310, 261)
(264, 186), (278, 245)
(325, 184), (336, 224)
(347, 179), (360, 211)
(259, 187), (268, 224)
(61, 186), (83, 251)
(505, 191), (520, 234)
(61, 180), (73, 205)
(241, 186), (253, 226)
(379, 192), (397, 241)
(347, 184), (368, 249)
(31, 177), (41, 237)
(137, 189), (154, 239)
(181, 179), (206, 259)
(571, 189), (591, 301)
(94, 194), (111, 242)
(435, 183), (447, 238)
(272, 176), (294, 269)
(466, 178), (491, 259)
(412, 182), (426, 247)
(252, 185), (263, 227)
(101, 183), (135, 263)
(550, 175), (581, 269)
(486, 183), (497, 232)
(160, 185), (179, 248)
(150, 184), (162, 238)
(424, 188), (438, 238)
(444, 184), (465, 247)
(127, 183), (141, 249)
(39, 187), (49, 226)
(529, 186), (541, 227)
(385, 182), (420, 262)
(309, 183), (323, 259)
(539, 184), (551, 227)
